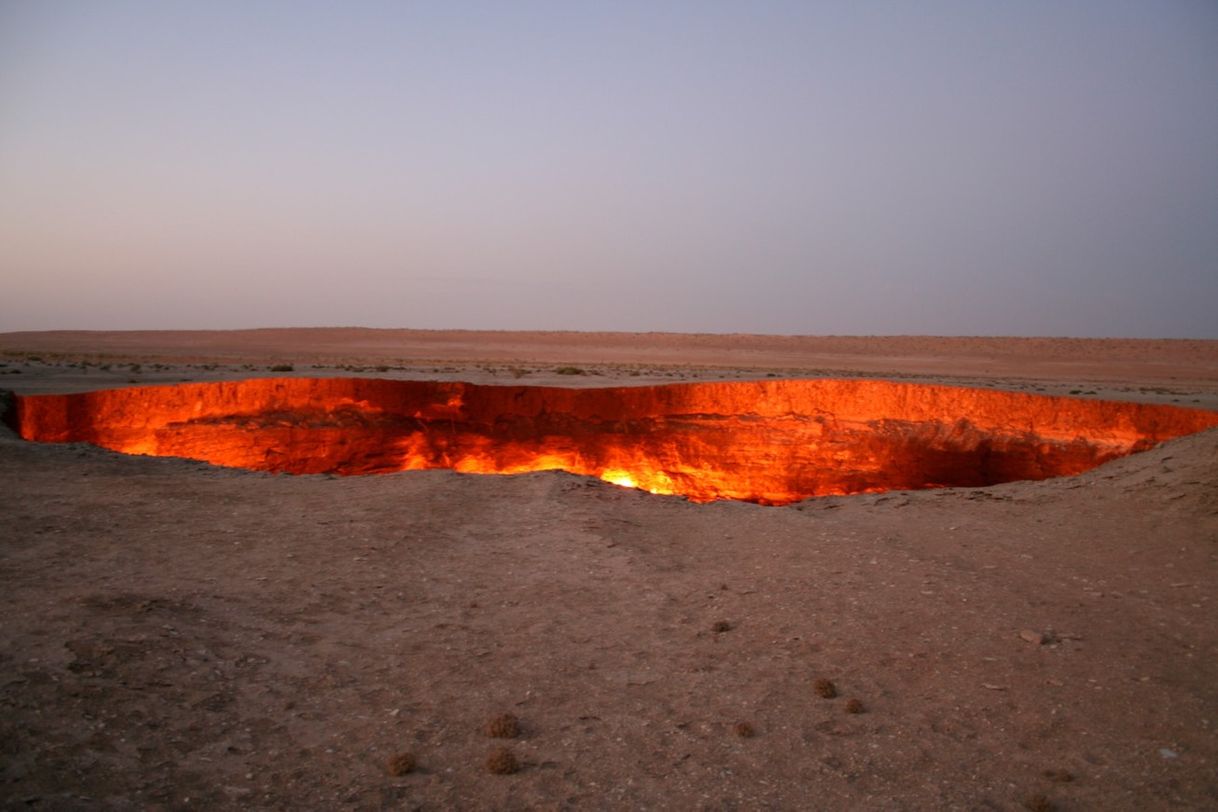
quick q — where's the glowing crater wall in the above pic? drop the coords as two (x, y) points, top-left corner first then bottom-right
(11, 378), (1218, 504)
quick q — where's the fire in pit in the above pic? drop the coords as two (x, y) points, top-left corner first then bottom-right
(10, 378), (1217, 505)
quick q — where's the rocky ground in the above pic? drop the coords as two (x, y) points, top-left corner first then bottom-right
(1, 333), (1216, 810)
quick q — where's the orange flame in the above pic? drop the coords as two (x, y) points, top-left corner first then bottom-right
(9, 378), (1218, 505)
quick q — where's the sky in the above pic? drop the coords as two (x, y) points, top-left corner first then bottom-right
(1, 1), (1216, 337)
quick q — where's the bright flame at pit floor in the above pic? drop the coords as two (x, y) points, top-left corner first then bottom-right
(9, 377), (1218, 505)
(600, 469), (642, 491)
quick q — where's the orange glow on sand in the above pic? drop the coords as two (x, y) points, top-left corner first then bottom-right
(10, 378), (1218, 505)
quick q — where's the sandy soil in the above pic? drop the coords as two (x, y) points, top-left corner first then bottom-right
(2, 330), (1217, 810)
(4, 329), (1218, 408)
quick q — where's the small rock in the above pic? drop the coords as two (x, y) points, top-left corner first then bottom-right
(1159, 747), (1179, 760)
(1019, 629), (1046, 645)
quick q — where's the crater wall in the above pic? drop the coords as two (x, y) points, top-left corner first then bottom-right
(11, 378), (1218, 504)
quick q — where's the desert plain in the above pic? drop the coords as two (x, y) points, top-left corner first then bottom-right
(1, 329), (1217, 810)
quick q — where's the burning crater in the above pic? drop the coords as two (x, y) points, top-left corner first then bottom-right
(10, 378), (1218, 505)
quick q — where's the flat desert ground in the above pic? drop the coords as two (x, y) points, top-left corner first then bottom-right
(2, 329), (1217, 810)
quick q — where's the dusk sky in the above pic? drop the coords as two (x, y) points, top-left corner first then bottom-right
(2, 1), (1216, 337)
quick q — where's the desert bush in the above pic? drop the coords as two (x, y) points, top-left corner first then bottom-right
(386, 752), (416, 776)
(555, 366), (586, 375)
(813, 678), (837, 699)
(269, 364), (294, 372)
(485, 747), (518, 774)
(1023, 794), (1055, 811)
(484, 713), (520, 739)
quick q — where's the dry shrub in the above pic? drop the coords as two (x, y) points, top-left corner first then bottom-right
(386, 752), (416, 776)
(1042, 769), (1073, 783)
(486, 747), (519, 775)
(484, 713), (521, 739)
(1023, 794), (1055, 812)
(734, 722), (756, 738)
(813, 678), (837, 699)
(845, 698), (865, 714)
(712, 620), (733, 633)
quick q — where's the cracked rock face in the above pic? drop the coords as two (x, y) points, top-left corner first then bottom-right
(10, 377), (1218, 504)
